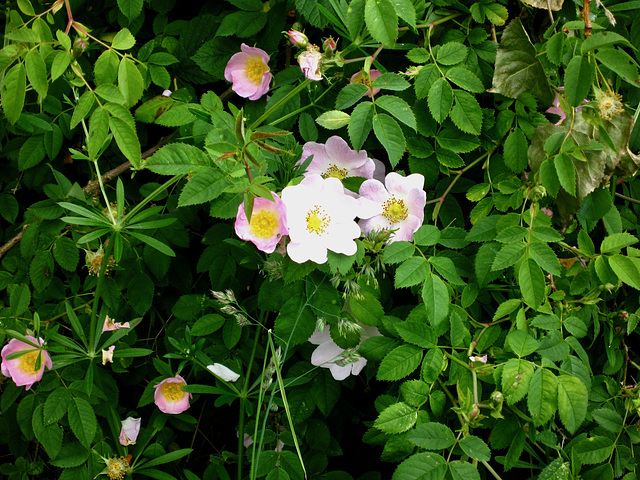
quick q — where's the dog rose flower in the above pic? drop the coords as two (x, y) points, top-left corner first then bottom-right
(358, 172), (426, 243)
(224, 44), (272, 101)
(154, 375), (192, 414)
(297, 44), (323, 81)
(350, 69), (382, 97)
(299, 136), (375, 181)
(281, 175), (361, 264)
(1, 336), (52, 390)
(235, 194), (288, 254)
(119, 417), (141, 446)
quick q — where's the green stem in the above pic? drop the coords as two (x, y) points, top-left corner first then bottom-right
(238, 329), (261, 480)
(615, 192), (640, 206)
(124, 174), (185, 221)
(249, 79), (313, 130)
(444, 351), (472, 371)
(268, 82), (337, 126)
(88, 236), (114, 355)
(482, 460), (504, 480)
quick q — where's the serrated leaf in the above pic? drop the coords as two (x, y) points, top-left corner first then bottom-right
(429, 256), (465, 285)
(407, 422), (455, 450)
(372, 73), (411, 91)
(557, 375), (588, 434)
(600, 232), (638, 254)
(25, 50), (48, 97)
(502, 358), (534, 405)
(117, 0), (143, 20)
(374, 402), (417, 433)
(1, 63), (26, 125)
(109, 116), (141, 167)
(414, 225), (441, 246)
(437, 42), (468, 66)
(506, 330), (539, 357)
(519, 258), (545, 307)
(415, 64), (440, 99)
(32, 404), (62, 459)
(178, 168), (230, 207)
(459, 436), (491, 461)
(87, 107), (110, 160)
(112, 28), (136, 50)
(451, 90), (482, 135)
(428, 78), (453, 123)
(377, 345), (423, 381)
(449, 461), (481, 480)
(609, 254), (640, 289)
(529, 242), (561, 275)
(144, 143), (208, 174)
(395, 257), (429, 288)
(564, 56), (593, 107)
(504, 128), (528, 173)
(348, 101), (374, 150)
(591, 408), (623, 433)
(527, 368), (558, 426)
(395, 321), (437, 349)
(364, 0), (398, 45)
(437, 127), (480, 153)
(573, 436), (614, 465)
(118, 57), (144, 107)
(30, 251), (54, 292)
(382, 241), (415, 264)
(373, 113), (405, 167)
(335, 83), (369, 110)
(393, 452), (447, 479)
(595, 48), (640, 88)
(446, 66), (484, 93)
(67, 397), (97, 448)
(70, 91), (95, 129)
(316, 110), (351, 130)
(376, 96), (416, 130)
(492, 242), (526, 270)
(422, 274), (450, 327)
(538, 458), (569, 480)
(19, 135), (46, 171)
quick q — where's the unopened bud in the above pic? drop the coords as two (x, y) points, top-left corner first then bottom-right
(323, 37), (337, 55)
(285, 30), (308, 47)
(73, 37), (87, 57)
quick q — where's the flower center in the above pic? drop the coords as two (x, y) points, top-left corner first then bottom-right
(18, 350), (41, 374)
(321, 164), (349, 180)
(107, 457), (130, 480)
(245, 57), (268, 85)
(352, 75), (372, 89)
(305, 205), (330, 235)
(250, 210), (279, 238)
(382, 196), (408, 224)
(161, 381), (186, 402)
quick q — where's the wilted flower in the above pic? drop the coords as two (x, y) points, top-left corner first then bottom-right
(85, 245), (117, 276)
(297, 44), (323, 81)
(281, 175), (361, 264)
(154, 375), (192, 414)
(469, 355), (488, 363)
(235, 194), (289, 254)
(102, 346), (115, 365)
(308, 325), (381, 380)
(119, 417), (141, 446)
(358, 172), (427, 243)
(224, 43), (272, 101)
(102, 315), (130, 332)
(286, 30), (308, 47)
(207, 363), (241, 382)
(350, 69), (382, 97)
(1, 336), (52, 390)
(597, 89), (624, 120)
(299, 136), (375, 181)
(100, 456), (130, 480)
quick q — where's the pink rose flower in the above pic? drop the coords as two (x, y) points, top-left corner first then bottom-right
(350, 69), (382, 97)
(1, 336), (53, 390)
(297, 45), (323, 81)
(235, 193), (289, 254)
(358, 172), (427, 243)
(119, 417), (141, 446)
(299, 136), (375, 181)
(154, 375), (192, 414)
(224, 44), (272, 101)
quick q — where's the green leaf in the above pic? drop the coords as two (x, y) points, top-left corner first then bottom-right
(137, 449), (193, 469)
(492, 298), (521, 320)
(407, 422), (455, 450)
(335, 83), (369, 110)
(376, 96), (416, 130)
(595, 48), (640, 88)
(67, 397), (97, 448)
(445, 66), (484, 93)
(564, 56), (593, 107)
(609, 254), (640, 289)
(529, 242), (561, 275)
(25, 50), (48, 97)
(19, 135), (46, 171)
(18, 0), (35, 15)
(373, 113), (405, 167)
(70, 91), (95, 129)
(117, 0), (143, 20)
(506, 330), (539, 357)
(489, 18), (554, 105)
(582, 31), (633, 54)
(274, 295), (316, 347)
(383, 241), (415, 264)
(118, 57), (144, 106)
(449, 461), (480, 480)
(316, 110), (351, 130)
(95, 84), (126, 104)
(49, 442), (89, 468)
(178, 168), (230, 207)
(43, 387), (70, 425)
(0, 195), (19, 223)
(191, 314), (225, 336)
(450, 90), (482, 135)
(377, 345), (423, 381)
(400, 380), (430, 407)
(539, 159), (560, 197)
(538, 458), (569, 480)
(591, 408), (623, 433)
(421, 274), (450, 327)
(458, 436), (491, 461)
(557, 375), (588, 434)
(600, 232), (638, 253)
(32, 404), (62, 459)
(127, 273), (154, 315)
(527, 368), (558, 426)
(437, 42), (468, 66)
(502, 358), (534, 405)
(518, 258), (545, 307)
(109, 116), (142, 167)
(395, 257), (429, 288)
(374, 402), (417, 433)
(428, 78), (453, 123)
(372, 73), (411, 91)
(395, 321), (437, 348)
(573, 436), (614, 465)
(492, 242), (526, 270)
(94, 49), (120, 84)
(144, 143), (209, 174)
(503, 128), (529, 173)
(364, 0), (398, 46)
(414, 225), (441, 246)
(393, 453), (447, 480)
(112, 28), (136, 50)
(429, 256), (464, 285)
(436, 128), (480, 153)
(10, 284), (31, 316)
(391, 0), (416, 28)
(436, 149), (464, 168)
(348, 101), (374, 150)
(87, 107), (110, 160)
(415, 64), (440, 99)
(30, 251), (54, 292)
(2, 63), (27, 125)
(128, 232), (175, 257)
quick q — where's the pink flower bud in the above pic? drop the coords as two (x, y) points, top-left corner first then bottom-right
(323, 37), (337, 54)
(287, 30), (308, 47)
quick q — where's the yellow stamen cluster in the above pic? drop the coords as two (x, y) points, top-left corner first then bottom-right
(18, 350), (41, 374)
(598, 91), (624, 120)
(103, 202), (126, 220)
(306, 205), (330, 235)
(244, 57), (268, 85)
(86, 250), (117, 276)
(106, 457), (130, 480)
(250, 210), (279, 238)
(321, 164), (349, 180)
(382, 196), (408, 224)
(352, 74), (372, 89)
(161, 381), (186, 402)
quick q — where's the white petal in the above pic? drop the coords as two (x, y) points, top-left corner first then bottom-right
(207, 363), (241, 382)
(311, 341), (343, 366)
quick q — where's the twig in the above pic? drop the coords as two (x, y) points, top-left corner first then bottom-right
(582, 0), (592, 38)
(0, 223), (31, 261)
